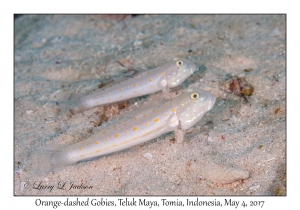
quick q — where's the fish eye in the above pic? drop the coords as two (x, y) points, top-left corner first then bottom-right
(176, 60), (183, 67)
(191, 93), (199, 100)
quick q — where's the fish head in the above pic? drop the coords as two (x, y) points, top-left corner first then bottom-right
(174, 89), (216, 130)
(164, 58), (197, 88)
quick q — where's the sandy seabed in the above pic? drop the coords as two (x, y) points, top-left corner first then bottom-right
(14, 14), (285, 195)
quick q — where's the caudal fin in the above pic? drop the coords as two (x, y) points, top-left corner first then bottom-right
(30, 144), (70, 174)
(59, 96), (86, 117)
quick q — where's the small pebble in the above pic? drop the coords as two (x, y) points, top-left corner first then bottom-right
(20, 182), (26, 192)
(207, 135), (213, 142)
(143, 152), (153, 160)
(26, 110), (35, 114)
(43, 102), (49, 108)
(133, 40), (142, 46)
(217, 100), (224, 107)
(186, 127), (195, 133)
(249, 183), (260, 191)
(266, 157), (275, 162)
(231, 115), (237, 121)
(45, 120), (55, 124)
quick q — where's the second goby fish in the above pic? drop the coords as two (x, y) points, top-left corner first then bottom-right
(63, 58), (196, 114)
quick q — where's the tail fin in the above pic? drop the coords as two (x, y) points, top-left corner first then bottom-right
(59, 96), (86, 117)
(29, 144), (70, 174)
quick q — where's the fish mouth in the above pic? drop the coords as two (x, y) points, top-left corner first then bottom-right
(206, 93), (216, 110)
(190, 63), (197, 74)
